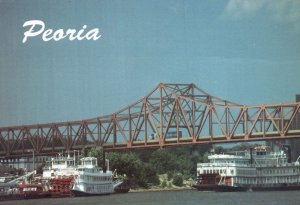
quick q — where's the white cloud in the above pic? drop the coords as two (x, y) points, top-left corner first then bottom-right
(223, 0), (300, 33)
(224, 0), (267, 19)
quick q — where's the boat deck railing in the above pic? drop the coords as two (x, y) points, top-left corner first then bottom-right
(197, 162), (300, 168)
(113, 179), (123, 188)
(197, 163), (250, 167)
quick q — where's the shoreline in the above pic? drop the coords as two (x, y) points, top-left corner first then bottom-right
(129, 186), (194, 193)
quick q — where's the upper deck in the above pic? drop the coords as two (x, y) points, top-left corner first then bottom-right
(198, 146), (298, 168)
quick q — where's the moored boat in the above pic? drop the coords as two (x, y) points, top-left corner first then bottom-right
(71, 157), (115, 196)
(18, 183), (50, 199)
(43, 155), (124, 196)
(0, 183), (22, 201)
(194, 145), (300, 192)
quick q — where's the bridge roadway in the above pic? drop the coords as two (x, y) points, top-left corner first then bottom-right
(0, 83), (300, 159)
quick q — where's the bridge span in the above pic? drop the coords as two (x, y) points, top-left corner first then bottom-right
(0, 83), (300, 158)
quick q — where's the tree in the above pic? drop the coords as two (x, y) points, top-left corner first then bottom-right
(149, 149), (178, 174)
(89, 147), (104, 167)
(143, 163), (160, 186)
(105, 146), (210, 188)
(149, 147), (205, 179)
(173, 174), (183, 187)
(15, 168), (25, 176)
(108, 152), (144, 187)
(77, 147), (88, 164)
(36, 163), (45, 174)
(214, 146), (226, 154)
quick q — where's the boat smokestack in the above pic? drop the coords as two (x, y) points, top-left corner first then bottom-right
(282, 145), (292, 163)
(102, 149), (107, 173)
(250, 148), (253, 165)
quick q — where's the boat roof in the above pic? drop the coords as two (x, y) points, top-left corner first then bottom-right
(80, 157), (97, 161)
(208, 154), (248, 160)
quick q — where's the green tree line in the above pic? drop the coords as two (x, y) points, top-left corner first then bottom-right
(105, 145), (210, 188)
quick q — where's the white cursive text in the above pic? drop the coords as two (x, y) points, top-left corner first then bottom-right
(22, 20), (101, 43)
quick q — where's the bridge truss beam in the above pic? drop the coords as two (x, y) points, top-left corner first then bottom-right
(0, 83), (300, 158)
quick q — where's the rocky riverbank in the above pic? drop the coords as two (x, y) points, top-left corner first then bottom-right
(129, 174), (195, 193)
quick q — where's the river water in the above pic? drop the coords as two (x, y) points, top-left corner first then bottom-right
(2, 190), (300, 205)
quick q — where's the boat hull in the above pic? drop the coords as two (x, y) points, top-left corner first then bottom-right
(251, 185), (300, 192)
(193, 173), (221, 191)
(215, 184), (300, 192)
(193, 184), (219, 191)
(216, 185), (248, 192)
(71, 189), (112, 196)
(23, 192), (51, 199)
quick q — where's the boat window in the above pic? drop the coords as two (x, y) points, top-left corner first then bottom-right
(67, 160), (74, 166)
(84, 160), (92, 165)
(92, 159), (96, 165)
(53, 160), (65, 165)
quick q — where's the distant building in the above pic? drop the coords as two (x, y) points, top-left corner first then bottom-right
(0, 163), (15, 175)
(0, 156), (51, 171)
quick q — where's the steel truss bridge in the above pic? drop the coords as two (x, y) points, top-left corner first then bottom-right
(1, 83), (300, 158)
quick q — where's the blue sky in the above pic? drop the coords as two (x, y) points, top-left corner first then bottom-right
(0, 0), (299, 127)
